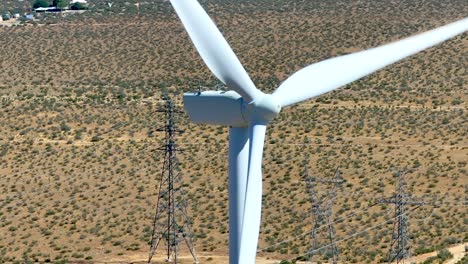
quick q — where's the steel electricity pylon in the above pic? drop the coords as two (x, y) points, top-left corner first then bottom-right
(305, 164), (343, 264)
(379, 170), (425, 264)
(148, 95), (198, 264)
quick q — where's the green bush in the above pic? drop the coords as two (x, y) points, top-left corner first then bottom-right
(53, 0), (69, 9)
(422, 249), (453, 264)
(455, 255), (467, 264)
(436, 249), (453, 261)
(71, 2), (87, 10)
(33, 0), (49, 9)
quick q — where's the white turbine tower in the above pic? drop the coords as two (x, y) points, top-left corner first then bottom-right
(168, 0), (468, 263)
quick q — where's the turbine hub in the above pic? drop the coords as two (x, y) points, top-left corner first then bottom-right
(245, 94), (281, 123)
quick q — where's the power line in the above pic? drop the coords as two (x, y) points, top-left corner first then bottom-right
(174, 141), (465, 149)
(261, 202), (440, 262)
(260, 200), (387, 252)
(295, 205), (424, 262)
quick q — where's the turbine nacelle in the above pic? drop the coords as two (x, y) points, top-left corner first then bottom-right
(183, 91), (246, 127)
(184, 91), (281, 127)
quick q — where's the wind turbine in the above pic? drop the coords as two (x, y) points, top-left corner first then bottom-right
(167, 0), (468, 263)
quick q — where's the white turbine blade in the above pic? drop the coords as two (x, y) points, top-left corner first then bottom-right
(239, 123), (267, 264)
(273, 17), (468, 107)
(228, 127), (250, 264)
(169, 0), (263, 103)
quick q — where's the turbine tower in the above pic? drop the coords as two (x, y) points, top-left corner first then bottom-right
(166, 1), (468, 263)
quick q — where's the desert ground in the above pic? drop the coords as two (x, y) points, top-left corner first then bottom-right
(0, 0), (466, 263)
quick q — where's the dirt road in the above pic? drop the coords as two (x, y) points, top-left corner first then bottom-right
(98, 252), (283, 264)
(410, 243), (467, 264)
(96, 243), (466, 263)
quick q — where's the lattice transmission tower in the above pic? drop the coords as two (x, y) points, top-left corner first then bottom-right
(379, 170), (425, 264)
(148, 96), (199, 264)
(305, 165), (343, 264)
